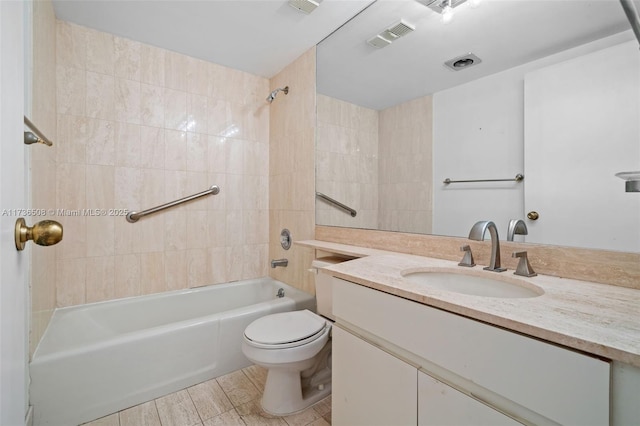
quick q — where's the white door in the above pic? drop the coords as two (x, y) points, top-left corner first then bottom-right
(524, 40), (640, 252)
(0, 2), (29, 425)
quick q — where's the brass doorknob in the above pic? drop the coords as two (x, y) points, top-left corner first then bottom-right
(15, 218), (63, 251)
(527, 211), (539, 221)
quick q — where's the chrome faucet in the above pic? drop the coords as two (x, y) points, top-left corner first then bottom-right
(270, 258), (288, 268)
(507, 219), (528, 241)
(468, 221), (506, 272)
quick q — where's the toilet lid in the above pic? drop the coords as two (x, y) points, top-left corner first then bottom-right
(244, 310), (326, 346)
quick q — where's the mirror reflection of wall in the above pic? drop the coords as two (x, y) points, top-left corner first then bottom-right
(316, 0), (640, 252)
(317, 94), (433, 234)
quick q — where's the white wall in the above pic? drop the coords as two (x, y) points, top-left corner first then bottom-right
(432, 31), (636, 243)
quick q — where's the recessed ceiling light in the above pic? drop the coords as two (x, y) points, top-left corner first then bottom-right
(444, 53), (482, 71)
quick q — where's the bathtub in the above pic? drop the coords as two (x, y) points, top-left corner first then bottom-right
(30, 277), (315, 426)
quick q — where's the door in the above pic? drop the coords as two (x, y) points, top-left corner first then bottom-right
(524, 40), (640, 251)
(0, 1), (29, 425)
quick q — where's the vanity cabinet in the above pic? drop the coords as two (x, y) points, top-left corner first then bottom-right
(332, 277), (610, 426)
(418, 371), (520, 426)
(332, 326), (416, 425)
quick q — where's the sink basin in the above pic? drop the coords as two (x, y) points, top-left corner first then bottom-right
(402, 270), (543, 298)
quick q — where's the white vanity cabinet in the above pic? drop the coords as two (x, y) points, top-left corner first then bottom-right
(332, 277), (611, 426)
(418, 372), (520, 426)
(332, 326), (417, 425)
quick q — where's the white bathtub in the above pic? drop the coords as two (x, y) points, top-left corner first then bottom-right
(30, 277), (315, 426)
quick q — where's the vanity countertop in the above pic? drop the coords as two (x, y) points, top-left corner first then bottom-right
(297, 240), (640, 368)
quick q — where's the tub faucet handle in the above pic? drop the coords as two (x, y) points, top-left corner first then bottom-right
(458, 245), (476, 267)
(512, 251), (537, 277)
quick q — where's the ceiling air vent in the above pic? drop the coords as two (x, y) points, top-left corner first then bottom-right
(288, 0), (320, 14)
(366, 19), (415, 49)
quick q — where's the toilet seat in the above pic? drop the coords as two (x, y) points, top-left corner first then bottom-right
(244, 310), (329, 349)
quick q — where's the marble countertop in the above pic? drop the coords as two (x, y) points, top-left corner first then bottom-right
(297, 240), (640, 368)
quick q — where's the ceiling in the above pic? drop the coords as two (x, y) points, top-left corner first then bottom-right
(52, 0), (373, 78)
(317, 0), (638, 110)
(52, 0), (639, 108)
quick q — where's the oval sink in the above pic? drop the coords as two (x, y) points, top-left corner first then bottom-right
(402, 270), (543, 298)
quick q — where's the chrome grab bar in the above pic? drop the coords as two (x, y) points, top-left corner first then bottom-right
(316, 192), (357, 217)
(24, 116), (53, 146)
(443, 174), (524, 185)
(126, 185), (220, 223)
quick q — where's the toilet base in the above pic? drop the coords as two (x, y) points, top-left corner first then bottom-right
(261, 368), (332, 416)
(261, 342), (332, 416)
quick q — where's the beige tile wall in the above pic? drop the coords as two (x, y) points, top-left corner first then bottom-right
(55, 21), (270, 307)
(378, 95), (433, 234)
(316, 95), (378, 229)
(268, 48), (317, 295)
(30, 0), (58, 356)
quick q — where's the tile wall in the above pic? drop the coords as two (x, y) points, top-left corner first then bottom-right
(315, 93), (433, 235)
(316, 95), (378, 230)
(378, 95), (433, 234)
(268, 48), (317, 295)
(30, 0), (58, 355)
(54, 21), (270, 307)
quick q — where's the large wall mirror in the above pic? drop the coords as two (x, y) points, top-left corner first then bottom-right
(315, 0), (640, 253)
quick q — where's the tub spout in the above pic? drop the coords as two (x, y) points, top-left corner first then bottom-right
(271, 258), (288, 268)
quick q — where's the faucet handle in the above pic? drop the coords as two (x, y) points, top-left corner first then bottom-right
(458, 245), (476, 267)
(512, 251), (537, 277)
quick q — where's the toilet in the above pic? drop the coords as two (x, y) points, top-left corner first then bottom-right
(241, 257), (343, 415)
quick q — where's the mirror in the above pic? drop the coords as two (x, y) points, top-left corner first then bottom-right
(316, 0), (640, 252)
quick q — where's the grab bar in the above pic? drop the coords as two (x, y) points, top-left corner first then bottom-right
(316, 192), (357, 217)
(443, 174), (524, 185)
(126, 185), (220, 223)
(24, 116), (53, 146)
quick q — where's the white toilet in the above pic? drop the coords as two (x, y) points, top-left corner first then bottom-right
(242, 257), (342, 415)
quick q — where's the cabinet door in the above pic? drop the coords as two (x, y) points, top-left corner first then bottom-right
(332, 326), (417, 426)
(418, 372), (521, 426)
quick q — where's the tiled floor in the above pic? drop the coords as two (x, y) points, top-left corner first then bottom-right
(82, 365), (332, 426)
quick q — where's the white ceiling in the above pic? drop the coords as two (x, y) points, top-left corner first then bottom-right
(52, 0), (639, 109)
(52, 0), (373, 78)
(318, 0), (638, 109)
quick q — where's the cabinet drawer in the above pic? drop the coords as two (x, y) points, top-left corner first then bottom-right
(333, 278), (610, 425)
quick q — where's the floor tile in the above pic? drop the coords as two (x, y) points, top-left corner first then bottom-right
(242, 364), (268, 391)
(283, 405), (321, 426)
(202, 409), (246, 426)
(82, 413), (119, 426)
(312, 396), (331, 418)
(188, 378), (234, 421)
(119, 400), (161, 426)
(217, 370), (261, 407)
(308, 418), (330, 426)
(155, 389), (202, 426)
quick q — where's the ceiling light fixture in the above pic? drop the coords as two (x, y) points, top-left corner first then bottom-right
(441, 0), (455, 24)
(415, 0), (472, 23)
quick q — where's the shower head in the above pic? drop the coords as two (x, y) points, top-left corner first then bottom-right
(266, 86), (289, 103)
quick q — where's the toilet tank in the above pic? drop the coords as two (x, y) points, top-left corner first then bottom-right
(311, 256), (350, 321)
